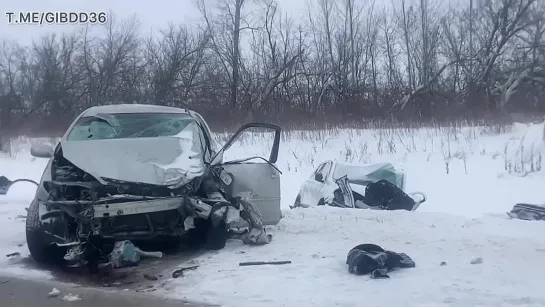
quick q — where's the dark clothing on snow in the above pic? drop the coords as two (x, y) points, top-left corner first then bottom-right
(346, 244), (415, 278)
(365, 180), (417, 211)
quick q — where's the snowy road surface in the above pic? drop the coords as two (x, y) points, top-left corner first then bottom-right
(0, 275), (215, 306)
(1, 122), (545, 306)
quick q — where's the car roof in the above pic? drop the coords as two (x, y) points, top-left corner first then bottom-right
(81, 104), (190, 116)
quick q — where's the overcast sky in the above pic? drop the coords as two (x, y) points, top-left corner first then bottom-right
(1, 0), (311, 45)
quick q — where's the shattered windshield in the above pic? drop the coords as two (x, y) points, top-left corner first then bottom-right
(67, 112), (196, 140)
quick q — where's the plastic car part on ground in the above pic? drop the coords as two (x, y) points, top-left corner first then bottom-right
(109, 240), (163, 268)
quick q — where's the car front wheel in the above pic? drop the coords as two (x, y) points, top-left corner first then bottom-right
(26, 199), (64, 264)
(205, 220), (228, 250)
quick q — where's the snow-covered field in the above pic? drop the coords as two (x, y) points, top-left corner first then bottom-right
(1, 122), (545, 306)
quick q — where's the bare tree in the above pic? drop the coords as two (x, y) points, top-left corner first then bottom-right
(0, 0), (544, 137)
(146, 23), (209, 106)
(198, 0), (251, 110)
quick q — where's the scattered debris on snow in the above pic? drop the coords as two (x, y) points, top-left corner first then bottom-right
(239, 261), (291, 266)
(5, 252), (20, 258)
(172, 265), (200, 278)
(3, 123), (545, 306)
(143, 273), (159, 281)
(346, 244), (415, 278)
(109, 240), (163, 268)
(507, 203), (545, 221)
(48, 288), (61, 298)
(136, 285), (156, 293)
(61, 293), (81, 302)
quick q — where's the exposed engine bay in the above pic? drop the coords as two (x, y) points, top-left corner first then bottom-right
(36, 146), (272, 268)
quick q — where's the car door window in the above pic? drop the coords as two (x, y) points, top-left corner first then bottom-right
(321, 162), (332, 180)
(212, 123), (281, 165)
(312, 163), (325, 180)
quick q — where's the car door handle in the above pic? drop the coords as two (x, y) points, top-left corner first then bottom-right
(271, 174), (279, 179)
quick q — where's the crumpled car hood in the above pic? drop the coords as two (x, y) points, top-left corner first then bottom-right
(60, 126), (205, 188)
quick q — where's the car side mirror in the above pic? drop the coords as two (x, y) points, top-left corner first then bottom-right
(30, 143), (54, 158)
(314, 173), (324, 182)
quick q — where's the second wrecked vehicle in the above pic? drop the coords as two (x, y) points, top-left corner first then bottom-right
(26, 104), (282, 267)
(291, 161), (426, 211)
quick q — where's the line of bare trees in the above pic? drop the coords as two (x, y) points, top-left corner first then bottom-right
(0, 0), (544, 136)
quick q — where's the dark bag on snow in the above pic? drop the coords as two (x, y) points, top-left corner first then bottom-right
(346, 244), (415, 278)
(365, 179), (416, 211)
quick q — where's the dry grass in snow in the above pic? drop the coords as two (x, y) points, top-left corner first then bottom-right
(2, 121), (544, 217)
(1, 121), (545, 306)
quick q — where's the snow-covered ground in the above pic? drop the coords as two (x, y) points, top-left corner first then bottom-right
(1, 122), (545, 306)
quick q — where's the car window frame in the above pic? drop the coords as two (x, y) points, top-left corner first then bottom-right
(65, 112), (197, 141)
(312, 163), (325, 181)
(194, 124), (212, 163)
(321, 162), (332, 180)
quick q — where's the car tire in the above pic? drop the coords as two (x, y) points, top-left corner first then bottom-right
(26, 199), (64, 264)
(204, 220), (228, 250)
(317, 198), (325, 206)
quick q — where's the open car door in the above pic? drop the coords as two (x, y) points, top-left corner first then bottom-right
(211, 123), (282, 225)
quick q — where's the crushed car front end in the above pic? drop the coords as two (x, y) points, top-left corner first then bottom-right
(34, 145), (214, 266)
(27, 110), (274, 267)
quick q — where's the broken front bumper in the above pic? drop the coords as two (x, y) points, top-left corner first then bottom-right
(92, 197), (184, 217)
(54, 196), (223, 240)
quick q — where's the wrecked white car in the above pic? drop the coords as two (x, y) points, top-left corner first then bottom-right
(25, 104), (282, 267)
(291, 161), (426, 211)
